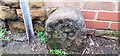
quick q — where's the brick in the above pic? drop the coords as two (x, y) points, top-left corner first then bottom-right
(17, 9), (46, 21)
(83, 2), (116, 11)
(98, 12), (120, 21)
(44, 2), (81, 9)
(110, 22), (120, 30)
(86, 20), (109, 29)
(82, 11), (96, 19)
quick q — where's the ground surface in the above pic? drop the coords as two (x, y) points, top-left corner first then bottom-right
(1, 33), (48, 54)
(85, 36), (119, 54)
(0, 33), (119, 54)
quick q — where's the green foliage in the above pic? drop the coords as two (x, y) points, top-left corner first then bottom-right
(112, 30), (120, 38)
(37, 29), (68, 55)
(100, 30), (120, 37)
(50, 49), (68, 56)
(0, 28), (10, 41)
(0, 29), (5, 38)
(38, 30), (47, 43)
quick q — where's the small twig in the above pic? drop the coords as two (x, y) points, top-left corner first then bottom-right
(102, 36), (118, 40)
(89, 37), (95, 46)
(81, 47), (87, 55)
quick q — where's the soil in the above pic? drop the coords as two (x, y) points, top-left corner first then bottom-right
(0, 33), (119, 54)
(1, 33), (48, 54)
(85, 36), (119, 54)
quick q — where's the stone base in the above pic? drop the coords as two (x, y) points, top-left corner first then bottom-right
(45, 7), (87, 54)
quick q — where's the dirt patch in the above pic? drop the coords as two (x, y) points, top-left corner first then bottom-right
(85, 36), (119, 54)
(1, 33), (119, 54)
(1, 33), (48, 54)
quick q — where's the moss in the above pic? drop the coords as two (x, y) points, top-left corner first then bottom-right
(47, 37), (62, 49)
(98, 30), (120, 38)
(15, 28), (25, 33)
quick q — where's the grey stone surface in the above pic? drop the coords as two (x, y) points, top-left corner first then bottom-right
(0, 19), (5, 29)
(45, 7), (87, 54)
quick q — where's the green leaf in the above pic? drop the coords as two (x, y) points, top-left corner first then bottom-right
(49, 49), (67, 55)
(6, 37), (10, 41)
(42, 33), (46, 37)
(0, 33), (4, 38)
(38, 32), (43, 37)
(50, 49), (54, 53)
(55, 50), (62, 54)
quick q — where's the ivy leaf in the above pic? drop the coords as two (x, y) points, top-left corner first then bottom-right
(38, 32), (43, 37)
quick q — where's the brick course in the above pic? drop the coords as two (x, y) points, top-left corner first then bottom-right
(86, 19), (109, 29)
(110, 22), (120, 30)
(82, 11), (96, 19)
(98, 12), (120, 21)
(83, 2), (116, 11)
(83, 10), (120, 30)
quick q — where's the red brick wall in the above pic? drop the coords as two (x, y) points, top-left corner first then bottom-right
(82, 10), (119, 30)
(44, 1), (120, 30)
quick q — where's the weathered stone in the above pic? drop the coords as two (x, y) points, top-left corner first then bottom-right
(29, 2), (44, 9)
(17, 9), (46, 22)
(0, 0), (19, 8)
(8, 20), (45, 33)
(8, 21), (25, 33)
(0, 6), (16, 20)
(45, 7), (87, 54)
(29, 0), (44, 9)
(0, 0), (44, 9)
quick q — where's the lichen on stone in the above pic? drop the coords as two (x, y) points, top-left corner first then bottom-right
(45, 7), (87, 54)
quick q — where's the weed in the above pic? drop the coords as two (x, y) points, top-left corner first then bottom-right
(37, 30), (47, 43)
(50, 49), (68, 56)
(101, 30), (120, 37)
(37, 29), (68, 55)
(0, 28), (10, 41)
